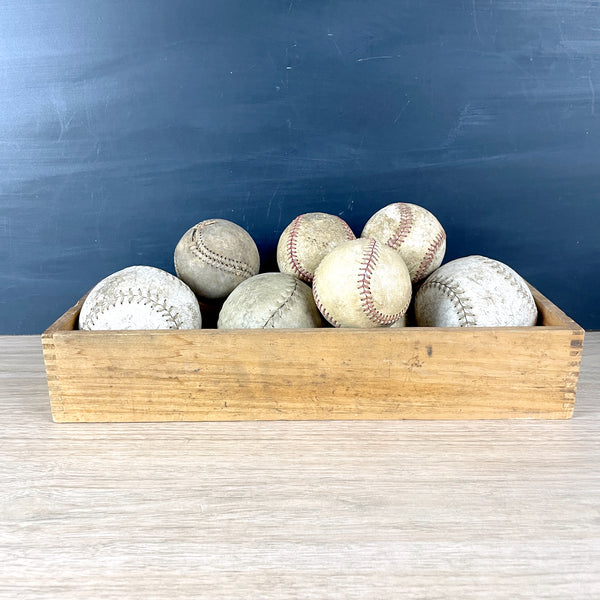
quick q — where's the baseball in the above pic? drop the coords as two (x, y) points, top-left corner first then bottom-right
(312, 238), (412, 328)
(78, 266), (202, 330)
(361, 202), (446, 283)
(390, 313), (407, 327)
(276, 212), (356, 283)
(174, 218), (260, 300)
(217, 272), (323, 329)
(414, 255), (538, 327)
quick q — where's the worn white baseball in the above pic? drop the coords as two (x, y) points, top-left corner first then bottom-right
(361, 202), (446, 283)
(217, 272), (323, 329)
(174, 218), (260, 300)
(414, 255), (538, 327)
(78, 266), (202, 330)
(312, 238), (412, 328)
(276, 212), (356, 283)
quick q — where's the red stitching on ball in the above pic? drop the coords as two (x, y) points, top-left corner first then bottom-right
(286, 216), (313, 283)
(413, 230), (446, 283)
(338, 218), (356, 241)
(386, 203), (414, 250)
(357, 239), (403, 326)
(312, 279), (341, 327)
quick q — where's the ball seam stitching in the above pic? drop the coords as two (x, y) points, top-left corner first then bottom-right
(339, 218), (357, 241)
(357, 239), (404, 326)
(312, 278), (342, 328)
(190, 221), (256, 278)
(413, 230), (446, 282)
(263, 278), (301, 328)
(386, 204), (414, 250)
(479, 257), (533, 303)
(81, 288), (182, 329)
(285, 216), (313, 282)
(420, 276), (477, 326)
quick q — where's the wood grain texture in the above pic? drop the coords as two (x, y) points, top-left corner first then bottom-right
(1, 334), (599, 598)
(41, 286), (585, 422)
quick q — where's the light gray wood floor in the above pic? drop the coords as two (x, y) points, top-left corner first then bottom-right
(1, 333), (599, 599)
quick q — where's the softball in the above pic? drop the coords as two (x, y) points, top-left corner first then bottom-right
(312, 238), (412, 328)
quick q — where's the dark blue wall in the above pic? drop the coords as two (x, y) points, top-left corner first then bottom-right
(1, 0), (599, 333)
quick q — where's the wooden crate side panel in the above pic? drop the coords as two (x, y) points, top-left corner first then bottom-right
(41, 332), (65, 418)
(563, 328), (585, 414)
(49, 327), (580, 422)
(44, 296), (85, 333)
(529, 285), (582, 329)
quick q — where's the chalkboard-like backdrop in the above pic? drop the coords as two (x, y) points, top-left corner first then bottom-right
(1, 1), (599, 333)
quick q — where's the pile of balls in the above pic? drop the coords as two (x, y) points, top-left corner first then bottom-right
(78, 203), (538, 331)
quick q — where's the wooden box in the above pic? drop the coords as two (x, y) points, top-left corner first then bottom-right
(42, 286), (584, 422)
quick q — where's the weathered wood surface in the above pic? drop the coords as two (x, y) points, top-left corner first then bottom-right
(41, 287), (584, 422)
(0, 334), (599, 598)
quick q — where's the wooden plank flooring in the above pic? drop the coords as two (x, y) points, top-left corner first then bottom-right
(0, 334), (599, 599)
